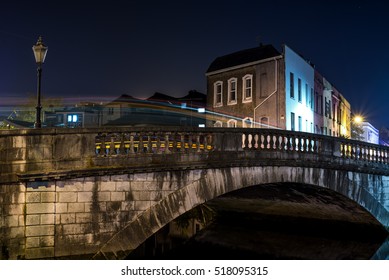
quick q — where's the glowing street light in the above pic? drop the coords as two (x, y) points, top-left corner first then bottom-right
(32, 36), (48, 128)
(353, 115), (363, 124)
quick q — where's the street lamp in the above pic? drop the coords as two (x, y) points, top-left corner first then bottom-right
(32, 36), (48, 128)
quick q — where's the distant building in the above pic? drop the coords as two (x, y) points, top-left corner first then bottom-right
(205, 44), (351, 137)
(44, 103), (103, 128)
(360, 122), (379, 144)
(103, 90), (207, 127)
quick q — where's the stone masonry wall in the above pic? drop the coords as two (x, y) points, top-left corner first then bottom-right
(1, 170), (200, 259)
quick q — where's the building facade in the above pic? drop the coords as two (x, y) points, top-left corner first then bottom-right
(206, 44), (351, 137)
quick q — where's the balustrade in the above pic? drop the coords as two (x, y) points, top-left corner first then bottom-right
(95, 130), (214, 156)
(93, 128), (389, 166)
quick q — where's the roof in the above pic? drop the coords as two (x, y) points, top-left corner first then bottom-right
(206, 44), (281, 73)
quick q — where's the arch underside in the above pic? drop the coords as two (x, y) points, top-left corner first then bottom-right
(93, 166), (389, 259)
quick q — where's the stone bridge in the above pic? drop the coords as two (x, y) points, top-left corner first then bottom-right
(1, 127), (389, 259)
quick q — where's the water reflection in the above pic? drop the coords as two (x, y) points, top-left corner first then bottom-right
(128, 211), (388, 260)
(128, 184), (389, 260)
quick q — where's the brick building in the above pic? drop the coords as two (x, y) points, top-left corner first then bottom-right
(205, 44), (351, 138)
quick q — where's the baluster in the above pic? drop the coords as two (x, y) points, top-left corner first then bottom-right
(350, 144), (355, 159)
(146, 134), (152, 153)
(301, 137), (306, 152)
(307, 136), (312, 153)
(128, 134), (134, 154)
(242, 133), (247, 149)
(274, 133), (281, 151)
(254, 134), (259, 149)
(248, 134), (253, 149)
(286, 135), (292, 151)
(137, 133), (143, 153)
(264, 134), (269, 149)
(180, 133), (185, 152)
(118, 133), (125, 155)
(109, 134), (116, 156)
(187, 133), (192, 152)
(98, 134), (105, 156)
(196, 134), (201, 152)
(269, 134), (274, 150)
(164, 133), (171, 154)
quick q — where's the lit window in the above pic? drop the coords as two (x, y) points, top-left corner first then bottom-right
(67, 114), (78, 123)
(228, 78), (237, 105)
(227, 119), (237, 128)
(291, 112), (295, 131)
(298, 78), (302, 102)
(243, 117), (253, 128)
(290, 72), (294, 98)
(214, 121), (222, 127)
(242, 74), (253, 102)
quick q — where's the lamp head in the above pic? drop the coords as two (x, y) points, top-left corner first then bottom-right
(32, 36), (48, 65)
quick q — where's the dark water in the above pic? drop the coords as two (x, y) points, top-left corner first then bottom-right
(128, 212), (388, 260)
(128, 184), (389, 260)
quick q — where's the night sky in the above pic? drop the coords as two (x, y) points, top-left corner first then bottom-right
(1, 0), (388, 128)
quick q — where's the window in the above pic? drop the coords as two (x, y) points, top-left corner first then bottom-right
(108, 107), (114, 115)
(291, 112), (295, 131)
(298, 78), (302, 102)
(214, 121), (222, 127)
(290, 72), (294, 98)
(243, 117), (253, 128)
(310, 88), (314, 110)
(214, 81), (223, 107)
(67, 114), (78, 123)
(242, 75), (252, 102)
(228, 78), (237, 105)
(298, 116), (302, 131)
(227, 119), (237, 127)
(305, 83), (309, 107)
(260, 117), (269, 128)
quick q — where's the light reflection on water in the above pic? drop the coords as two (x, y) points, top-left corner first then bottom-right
(371, 237), (389, 260)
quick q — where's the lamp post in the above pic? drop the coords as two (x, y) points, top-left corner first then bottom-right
(32, 36), (48, 128)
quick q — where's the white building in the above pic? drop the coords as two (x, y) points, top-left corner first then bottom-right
(284, 45), (315, 133)
(361, 122), (379, 144)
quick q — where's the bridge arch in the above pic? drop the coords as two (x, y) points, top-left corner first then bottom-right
(93, 165), (389, 259)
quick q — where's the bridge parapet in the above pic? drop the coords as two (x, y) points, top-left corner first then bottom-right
(1, 127), (389, 183)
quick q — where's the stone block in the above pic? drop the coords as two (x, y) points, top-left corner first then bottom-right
(11, 192), (25, 204)
(26, 215), (40, 226)
(26, 225), (54, 237)
(116, 182), (131, 191)
(40, 214), (55, 225)
(40, 236), (54, 247)
(26, 192), (41, 203)
(41, 192), (55, 202)
(100, 182), (116, 192)
(56, 203), (68, 213)
(60, 213), (76, 224)
(8, 204), (24, 215)
(76, 213), (92, 223)
(62, 224), (82, 235)
(26, 203), (55, 214)
(67, 202), (85, 213)
(5, 215), (19, 227)
(110, 192), (124, 201)
(97, 192), (111, 202)
(78, 192), (93, 202)
(130, 181), (144, 191)
(25, 247), (54, 259)
(131, 191), (151, 201)
(134, 200), (151, 211)
(26, 237), (40, 248)
(58, 192), (77, 202)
